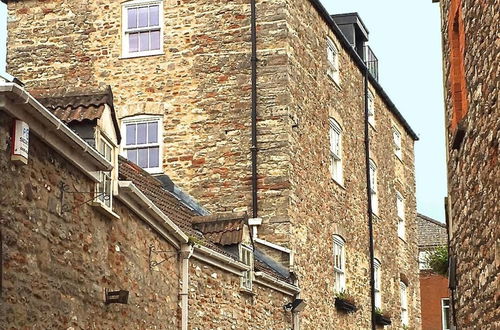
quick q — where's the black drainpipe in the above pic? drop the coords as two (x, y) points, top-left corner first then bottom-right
(250, 0), (258, 219)
(363, 66), (376, 330)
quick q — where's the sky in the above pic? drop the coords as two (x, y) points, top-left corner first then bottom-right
(0, 1), (446, 221)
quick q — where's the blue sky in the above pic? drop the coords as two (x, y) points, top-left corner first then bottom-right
(0, 1), (446, 221)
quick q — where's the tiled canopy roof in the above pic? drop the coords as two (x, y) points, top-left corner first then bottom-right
(192, 213), (246, 246)
(417, 213), (447, 249)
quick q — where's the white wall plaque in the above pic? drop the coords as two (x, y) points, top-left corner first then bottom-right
(11, 120), (29, 165)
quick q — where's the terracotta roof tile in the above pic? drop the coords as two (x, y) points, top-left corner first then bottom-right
(192, 213), (246, 246)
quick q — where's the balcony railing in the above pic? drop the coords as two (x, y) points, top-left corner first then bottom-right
(364, 46), (379, 81)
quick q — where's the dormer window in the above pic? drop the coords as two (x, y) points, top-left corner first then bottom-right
(327, 37), (340, 84)
(122, 0), (163, 58)
(240, 245), (254, 291)
(121, 115), (163, 173)
(96, 135), (115, 209)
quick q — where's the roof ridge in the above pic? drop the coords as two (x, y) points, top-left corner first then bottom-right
(417, 213), (446, 228)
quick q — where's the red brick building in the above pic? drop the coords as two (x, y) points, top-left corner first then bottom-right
(418, 214), (450, 330)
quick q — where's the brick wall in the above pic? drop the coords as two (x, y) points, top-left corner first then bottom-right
(420, 271), (449, 330)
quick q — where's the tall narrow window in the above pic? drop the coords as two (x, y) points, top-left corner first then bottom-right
(240, 245), (254, 291)
(367, 90), (375, 126)
(374, 259), (382, 309)
(97, 136), (114, 209)
(122, 115), (162, 173)
(333, 235), (346, 293)
(327, 38), (340, 84)
(442, 298), (451, 330)
(397, 191), (405, 239)
(369, 159), (378, 214)
(122, 0), (163, 57)
(393, 126), (402, 159)
(400, 281), (409, 326)
(329, 118), (343, 183)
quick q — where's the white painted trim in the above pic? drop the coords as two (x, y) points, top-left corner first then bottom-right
(191, 244), (248, 274)
(180, 244), (193, 330)
(0, 83), (112, 182)
(255, 238), (292, 254)
(117, 180), (189, 246)
(254, 272), (300, 296)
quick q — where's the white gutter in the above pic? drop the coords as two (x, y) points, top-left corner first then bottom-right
(0, 83), (112, 181)
(191, 244), (248, 276)
(254, 271), (300, 296)
(255, 238), (292, 254)
(117, 181), (189, 245)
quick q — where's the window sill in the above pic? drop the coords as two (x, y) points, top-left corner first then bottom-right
(331, 178), (346, 190)
(92, 201), (120, 220)
(239, 287), (255, 296)
(120, 51), (165, 60)
(327, 71), (342, 91)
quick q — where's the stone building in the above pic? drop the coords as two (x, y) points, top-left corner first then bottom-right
(4, 0), (422, 328)
(0, 76), (298, 329)
(435, 0), (499, 328)
(417, 214), (450, 330)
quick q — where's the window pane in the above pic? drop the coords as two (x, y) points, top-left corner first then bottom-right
(148, 121), (158, 143)
(138, 148), (148, 168)
(149, 147), (159, 168)
(139, 32), (150, 52)
(137, 123), (147, 144)
(127, 149), (138, 164)
(129, 33), (139, 53)
(126, 124), (136, 145)
(150, 30), (161, 50)
(127, 8), (137, 29)
(138, 6), (149, 28)
(150, 5), (160, 26)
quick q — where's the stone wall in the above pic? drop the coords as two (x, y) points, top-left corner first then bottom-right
(285, 0), (420, 328)
(189, 258), (292, 329)
(0, 111), (180, 329)
(439, 0), (499, 328)
(6, 0), (421, 328)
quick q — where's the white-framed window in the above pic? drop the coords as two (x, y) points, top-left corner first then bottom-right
(329, 118), (343, 183)
(369, 159), (378, 214)
(441, 298), (451, 330)
(122, 0), (163, 58)
(121, 115), (163, 173)
(393, 126), (402, 159)
(400, 281), (409, 326)
(96, 136), (114, 209)
(240, 245), (254, 291)
(397, 191), (406, 239)
(367, 90), (375, 126)
(333, 235), (346, 293)
(419, 251), (430, 270)
(327, 37), (340, 84)
(374, 259), (382, 309)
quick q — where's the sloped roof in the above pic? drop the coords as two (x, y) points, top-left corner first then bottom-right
(193, 213), (246, 246)
(417, 213), (447, 249)
(39, 86), (121, 143)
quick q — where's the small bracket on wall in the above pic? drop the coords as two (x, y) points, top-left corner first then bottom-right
(57, 181), (108, 213)
(148, 243), (177, 270)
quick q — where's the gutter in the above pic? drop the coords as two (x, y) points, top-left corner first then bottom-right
(117, 181), (189, 245)
(363, 67), (376, 330)
(191, 244), (248, 276)
(250, 0), (259, 218)
(308, 0), (419, 141)
(254, 271), (300, 296)
(0, 83), (112, 176)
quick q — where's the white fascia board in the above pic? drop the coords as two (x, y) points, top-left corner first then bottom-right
(0, 83), (112, 180)
(117, 181), (189, 246)
(254, 272), (300, 296)
(254, 238), (292, 254)
(192, 244), (249, 273)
